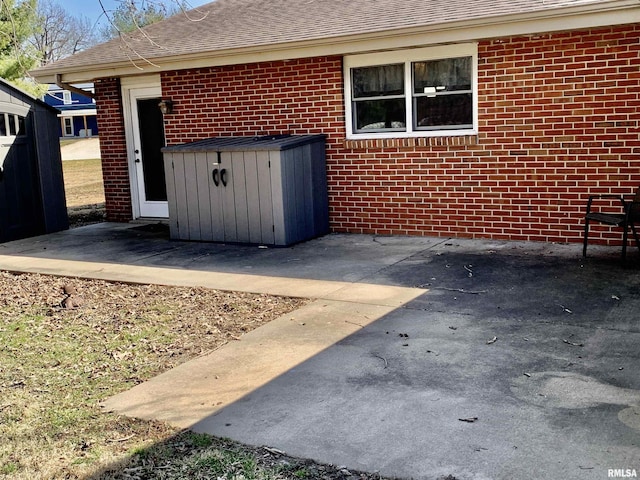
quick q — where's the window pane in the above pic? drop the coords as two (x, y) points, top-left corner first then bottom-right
(353, 64), (404, 98)
(413, 57), (471, 94)
(17, 116), (25, 136)
(354, 98), (406, 131)
(415, 94), (472, 129)
(8, 114), (17, 135)
(0, 114), (6, 136)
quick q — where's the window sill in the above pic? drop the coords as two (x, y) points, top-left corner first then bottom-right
(343, 134), (479, 150)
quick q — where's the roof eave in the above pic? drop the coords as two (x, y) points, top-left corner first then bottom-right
(0, 78), (60, 113)
(34, 0), (640, 84)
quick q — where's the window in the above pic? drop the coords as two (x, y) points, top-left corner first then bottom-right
(0, 113), (26, 138)
(63, 117), (74, 136)
(344, 44), (477, 139)
(63, 91), (72, 105)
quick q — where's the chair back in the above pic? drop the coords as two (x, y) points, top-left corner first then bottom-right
(630, 186), (640, 220)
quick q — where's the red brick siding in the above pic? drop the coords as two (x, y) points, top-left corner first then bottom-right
(162, 58), (344, 141)
(94, 77), (132, 221)
(100, 25), (640, 245)
(473, 27), (640, 244)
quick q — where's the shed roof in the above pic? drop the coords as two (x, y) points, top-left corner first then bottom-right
(0, 78), (59, 114)
(32, 0), (640, 83)
(162, 134), (326, 152)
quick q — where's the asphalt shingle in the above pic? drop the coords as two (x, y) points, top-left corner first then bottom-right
(34, 0), (629, 77)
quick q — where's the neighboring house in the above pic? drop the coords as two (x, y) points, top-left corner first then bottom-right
(44, 84), (98, 138)
(31, 0), (640, 246)
(0, 78), (68, 242)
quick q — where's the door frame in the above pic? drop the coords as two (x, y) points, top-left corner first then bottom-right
(121, 75), (168, 219)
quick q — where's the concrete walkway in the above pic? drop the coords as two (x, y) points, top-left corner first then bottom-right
(1, 223), (639, 480)
(60, 137), (101, 160)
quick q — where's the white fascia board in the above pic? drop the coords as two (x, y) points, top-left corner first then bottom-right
(57, 109), (96, 117)
(43, 1), (640, 84)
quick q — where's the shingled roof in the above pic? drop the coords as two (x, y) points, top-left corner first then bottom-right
(32, 0), (640, 83)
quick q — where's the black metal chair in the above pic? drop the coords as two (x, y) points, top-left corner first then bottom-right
(583, 187), (640, 260)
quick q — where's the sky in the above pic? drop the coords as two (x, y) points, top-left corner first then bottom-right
(63, 0), (212, 29)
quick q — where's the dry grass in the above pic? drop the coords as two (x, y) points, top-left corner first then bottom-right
(0, 272), (308, 479)
(62, 159), (105, 208)
(62, 159), (106, 227)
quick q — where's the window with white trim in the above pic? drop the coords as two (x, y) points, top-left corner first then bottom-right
(344, 44), (478, 139)
(63, 91), (72, 105)
(63, 117), (73, 136)
(0, 113), (25, 137)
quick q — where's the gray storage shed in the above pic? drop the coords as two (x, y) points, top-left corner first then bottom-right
(0, 79), (68, 242)
(163, 134), (328, 246)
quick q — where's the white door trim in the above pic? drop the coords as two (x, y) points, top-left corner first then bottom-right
(121, 75), (168, 219)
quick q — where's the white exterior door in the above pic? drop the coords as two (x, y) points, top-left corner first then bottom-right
(122, 78), (168, 218)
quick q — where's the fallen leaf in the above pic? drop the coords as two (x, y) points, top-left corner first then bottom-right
(459, 417), (478, 423)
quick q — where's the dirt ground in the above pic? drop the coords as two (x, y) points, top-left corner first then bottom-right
(0, 271), (314, 479)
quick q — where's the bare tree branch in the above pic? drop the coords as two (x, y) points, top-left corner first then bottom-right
(29, 0), (97, 65)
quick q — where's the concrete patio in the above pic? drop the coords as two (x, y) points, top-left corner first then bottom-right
(1, 223), (639, 480)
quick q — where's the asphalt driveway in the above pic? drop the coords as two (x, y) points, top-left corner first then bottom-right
(1, 224), (638, 480)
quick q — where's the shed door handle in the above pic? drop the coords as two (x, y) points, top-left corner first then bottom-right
(212, 168), (220, 187)
(220, 168), (227, 187)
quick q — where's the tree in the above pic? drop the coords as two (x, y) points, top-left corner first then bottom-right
(0, 0), (190, 95)
(0, 0), (40, 93)
(30, 0), (97, 66)
(99, 0), (178, 40)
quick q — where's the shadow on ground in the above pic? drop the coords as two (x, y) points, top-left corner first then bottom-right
(87, 431), (393, 480)
(2, 225), (639, 479)
(183, 251), (640, 480)
(97, 247), (640, 480)
(67, 203), (106, 228)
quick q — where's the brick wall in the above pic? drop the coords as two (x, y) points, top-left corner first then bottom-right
(473, 26), (640, 244)
(94, 77), (132, 222)
(101, 24), (640, 245)
(162, 58), (344, 142)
